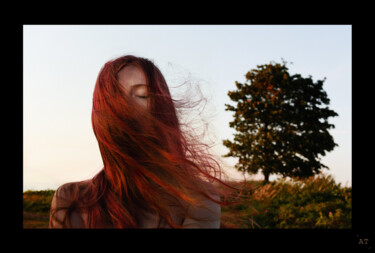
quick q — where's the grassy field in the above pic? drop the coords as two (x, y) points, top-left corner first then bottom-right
(23, 189), (55, 228)
(23, 174), (351, 229)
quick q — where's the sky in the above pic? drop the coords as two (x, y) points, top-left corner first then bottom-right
(23, 25), (352, 191)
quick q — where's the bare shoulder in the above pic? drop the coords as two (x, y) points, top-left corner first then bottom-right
(54, 179), (91, 200)
(51, 180), (91, 210)
(202, 180), (220, 198)
(49, 179), (91, 228)
(182, 180), (221, 228)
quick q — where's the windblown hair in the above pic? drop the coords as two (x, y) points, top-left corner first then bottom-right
(50, 55), (242, 228)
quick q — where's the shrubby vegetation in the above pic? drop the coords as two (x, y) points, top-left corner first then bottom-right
(23, 189), (55, 228)
(23, 174), (351, 229)
(220, 174), (351, 229)
(23, 189), (55, 213)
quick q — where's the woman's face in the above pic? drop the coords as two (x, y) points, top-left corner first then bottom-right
(117, 64), (150, 110)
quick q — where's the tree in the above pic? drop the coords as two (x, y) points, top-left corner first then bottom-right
(222, 61), (338, 182)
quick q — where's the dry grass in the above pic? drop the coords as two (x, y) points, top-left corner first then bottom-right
(23, 211), (49, 229)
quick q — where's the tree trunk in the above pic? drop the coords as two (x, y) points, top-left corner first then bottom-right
(263, 120), (270, 183)
(264, 172), (270, 183)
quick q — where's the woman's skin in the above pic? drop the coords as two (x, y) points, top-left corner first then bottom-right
(117, 64), (150, 110)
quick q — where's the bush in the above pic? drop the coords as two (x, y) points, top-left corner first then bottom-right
(23, 189), (56, 213)
(251, 174), (351, 228)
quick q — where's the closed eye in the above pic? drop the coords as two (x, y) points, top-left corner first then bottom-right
(137, 95), (149, 99)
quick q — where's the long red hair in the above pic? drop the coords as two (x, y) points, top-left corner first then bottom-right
(51, 55), (242, 228)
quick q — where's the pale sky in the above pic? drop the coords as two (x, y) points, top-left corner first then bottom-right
(23, 25), (351, 191)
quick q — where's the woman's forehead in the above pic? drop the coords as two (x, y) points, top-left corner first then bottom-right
(117, 65), (147, 88)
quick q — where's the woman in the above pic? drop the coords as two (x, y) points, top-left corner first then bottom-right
(49, 55), (235, 228)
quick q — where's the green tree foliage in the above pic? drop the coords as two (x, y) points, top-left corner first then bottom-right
(223, 61), (338, 182)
